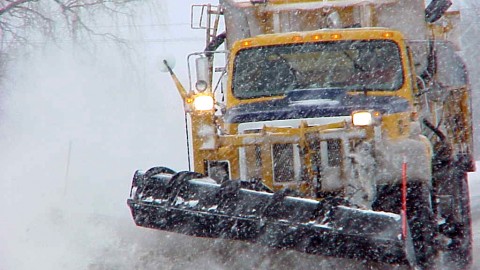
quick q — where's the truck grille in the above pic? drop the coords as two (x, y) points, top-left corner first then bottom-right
(308, 138), (343, 168)
(272, 144), (295, 182)
(243, 145), (263, 181)
(327, 139), (342, 167)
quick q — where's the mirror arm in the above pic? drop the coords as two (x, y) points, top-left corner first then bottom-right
(163, 59), (189, 102)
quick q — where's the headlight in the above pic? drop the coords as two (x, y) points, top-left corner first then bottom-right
(352, 110), (381, 126)
(193, 95), (214, 111)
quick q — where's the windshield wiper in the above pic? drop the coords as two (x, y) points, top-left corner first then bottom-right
(343, 51), (367, 72)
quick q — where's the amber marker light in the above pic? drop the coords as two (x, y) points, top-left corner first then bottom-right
(331, 34), (342, 39)
(382, 32), (394, 38)
(311, 34), (322, 41)
(241, 40), (251, 46)
(292, 36), (303, 42)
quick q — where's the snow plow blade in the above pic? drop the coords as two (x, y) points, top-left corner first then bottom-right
(127, 169), (416, 266)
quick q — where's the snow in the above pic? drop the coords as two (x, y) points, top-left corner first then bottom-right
(290, 99), (340, 106)
(237, 116), (351, 132)
(285, 196), (320, 204)
(469, 168), (480, 269)
(187, 200), (200, 207)
(208, 205), (219, 211)
(174, 197), (185, 206)
(337, 205), (401, 221)
(144, 197), (155, 203)
(0, 1), (479, 269)
(194, 177), (218, 184)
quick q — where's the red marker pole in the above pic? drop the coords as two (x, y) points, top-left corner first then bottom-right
(401, 156), (408, 239)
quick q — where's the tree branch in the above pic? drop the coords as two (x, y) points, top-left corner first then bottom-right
(0, 0), (34, 17)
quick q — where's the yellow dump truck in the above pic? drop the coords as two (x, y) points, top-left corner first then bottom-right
(128, 0), (475, 268)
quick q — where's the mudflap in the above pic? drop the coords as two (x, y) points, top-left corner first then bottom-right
(127, 168), (417, 267)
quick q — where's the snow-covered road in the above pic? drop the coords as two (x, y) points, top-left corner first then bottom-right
(74, 170), (480, 270)
(2, 169), (477, 270)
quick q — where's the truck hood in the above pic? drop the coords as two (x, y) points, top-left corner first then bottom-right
(224, 88), (411, 124)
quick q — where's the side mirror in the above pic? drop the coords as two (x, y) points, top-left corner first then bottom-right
(195, 56), (210, 91)
(159, 55), (176, 73)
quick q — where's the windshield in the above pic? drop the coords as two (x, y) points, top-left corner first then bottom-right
(232, 40), (404, 99)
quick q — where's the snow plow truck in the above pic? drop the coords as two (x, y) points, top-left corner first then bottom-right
(128, 0), (475, 268)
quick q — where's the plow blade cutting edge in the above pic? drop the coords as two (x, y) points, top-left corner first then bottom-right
(127, 169), (417, 267)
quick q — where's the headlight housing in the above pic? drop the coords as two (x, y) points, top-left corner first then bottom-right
(193, 94), (214, 111)
(195, 80), (208, 92)
(352, 110), (381, 126)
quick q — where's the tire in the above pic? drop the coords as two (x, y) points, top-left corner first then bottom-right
(406, 183), (438, 269)
(373, 183), (438, 269)
(436, 167), (473, 269)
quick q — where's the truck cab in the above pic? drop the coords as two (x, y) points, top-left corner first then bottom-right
(188, 28), (429, 202)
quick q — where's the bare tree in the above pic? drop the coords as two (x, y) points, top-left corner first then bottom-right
(0, 0), (153, 80)
(0, 0), (144, 48)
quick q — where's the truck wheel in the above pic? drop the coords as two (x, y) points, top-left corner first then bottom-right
(438, 168), (472, 269)
(373, 183), (438, 268)
(406, 182), (438, 269)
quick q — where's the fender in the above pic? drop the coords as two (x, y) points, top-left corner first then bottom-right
(375, 134), (432, 186)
